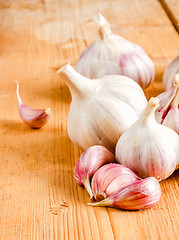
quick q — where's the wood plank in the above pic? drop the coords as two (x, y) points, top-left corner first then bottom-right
(159, 0), (179, 32)
(0, 0), (178, 239)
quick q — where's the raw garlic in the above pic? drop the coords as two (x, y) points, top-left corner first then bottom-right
(91, 163), (140, 201)
(89, 177), (161, 211)
(74, 146), (115, 198)
(163, 51), (179, 90)
(76, 13), (155, 89)
(156, 74), (179, 134)
(116, 97), (179, 180)
(57, 64), (147, 153)
(15, 81), (51, 128)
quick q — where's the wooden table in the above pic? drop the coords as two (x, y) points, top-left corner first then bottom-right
(0, 0), (178, 239)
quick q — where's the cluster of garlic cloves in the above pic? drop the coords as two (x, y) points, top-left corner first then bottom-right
(15, 80), (51, 129)
(116, 97), (179, 180)
(155, 74), (179, 134)
(75, 146), (161, 210)
(163, 51), (179, 90)
(76, 13), (155, 89)
(57, 64), (147, 153)
(74, 145), (115, 198)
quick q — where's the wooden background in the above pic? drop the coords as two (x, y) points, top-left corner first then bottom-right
(0, 0), (178, 239)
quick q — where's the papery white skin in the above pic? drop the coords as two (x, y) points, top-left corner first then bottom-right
(163, 52), (179, 90)
(15, 80), (51, 128)
(116, 97), (179, 180)
(76, 13), (155, 89)
(57, 64), (147, 153)
(91, 163), (140, 201)
(89, 177), (161, 211)
(74, 145), (115, 198)
(156, 74), (179, 134)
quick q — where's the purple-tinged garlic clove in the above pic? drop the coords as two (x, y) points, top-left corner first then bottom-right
(91, 163), (140, 201)
(15, 80), (51, 129)
(89, 177), (161, 211)
(74, 145), (116, 198)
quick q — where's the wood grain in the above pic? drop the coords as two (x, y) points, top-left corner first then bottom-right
(0, 0), (178, 239)
(159, 0), (179, 32)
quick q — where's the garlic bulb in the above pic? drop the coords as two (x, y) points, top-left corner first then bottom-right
(57, 64), (147, 153)
(74, 145), (115, 198)
(155, 74), (179, 134)
(89, 177), (161, 211)
(76, 13), (155, 89)
(91, 163), (140, 201)
(116, 97), (179, 180)
(163, 51), (179, 90)
(15, 81), (51, 128)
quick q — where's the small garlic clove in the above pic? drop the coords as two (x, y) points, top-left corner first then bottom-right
(163, 51), (179, 90)
(156, 74), (179, 134)
(15, 80), (51, 129)
(89, 177), (161, 211)
(74, 145), (116, 198)
(91, 163), (140, 201)
(116, 97), (179, 180)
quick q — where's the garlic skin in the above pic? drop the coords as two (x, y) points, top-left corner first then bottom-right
(91, 163), (140, 201)
(57, 64), (147, 153)
(15, 81), (51, 129)
(155, 74), (179, 134)
(76, 13), (155, 89)
(116, 97), (179, 180)
(74, 145), (115, 198)
(163, 52), (179, 90)
(89, 177), (161, 211)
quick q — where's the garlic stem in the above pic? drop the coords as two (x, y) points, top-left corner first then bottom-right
(94, 13), (112, 40)
(57, 64), (93, 98)
(139, 97), (159, 122)
(172, 74), (179, 107)
(83, 178), (93, 199)
(88, 198), (113, 207)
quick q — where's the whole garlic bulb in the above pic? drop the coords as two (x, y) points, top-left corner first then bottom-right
(163, 51), (179, 90)
(76, 13), (155, 89)
(57, 64), (147, 153)
(116, 97), (179, 180)
(155, 74), (179, 134)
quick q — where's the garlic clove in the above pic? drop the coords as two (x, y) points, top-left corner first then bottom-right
(163, 51), (179, 90)
(76, 13), (155, 89)
(91, 163), (140, 201)
(57, 64), (147, 153)
(89, 177), (161, 211)
(15, 80), (51, 129)
(116, 97), (179, 180)
(155, 74), (179, 134)
(74, 145), (116, 198)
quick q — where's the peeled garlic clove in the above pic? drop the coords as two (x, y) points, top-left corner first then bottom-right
(57, 64), (147, 153)
(74, 145), (115, 198)
(15, 81), (51, 128)
(89, 177), (161, 211)
(91, 163), (140, 201)
(163, 51), (179, 90)
(76, 13), (155, 89)
(116, 97), (179, 180)
(155, 74), (179, 134)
